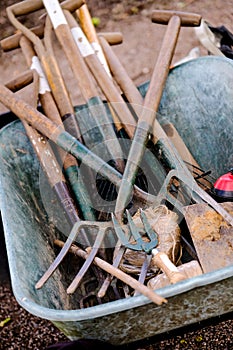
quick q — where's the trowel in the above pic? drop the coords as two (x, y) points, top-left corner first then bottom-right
(183, 201), (233, 273)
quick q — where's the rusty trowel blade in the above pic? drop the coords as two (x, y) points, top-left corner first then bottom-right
(183, 202), (233, 273)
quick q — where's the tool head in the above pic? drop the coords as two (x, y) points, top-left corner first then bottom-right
(151, 10), (202, 27)
(111, 210), (158, 254)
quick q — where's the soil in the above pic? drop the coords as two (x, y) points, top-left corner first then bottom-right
(1, 0), (233, 349)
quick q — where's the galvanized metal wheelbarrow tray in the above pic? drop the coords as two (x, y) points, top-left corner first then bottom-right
(1, 56), (233, 346)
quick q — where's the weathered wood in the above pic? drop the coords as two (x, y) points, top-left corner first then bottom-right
(151, 10), (201, 26)
(54, 239), (167, 305)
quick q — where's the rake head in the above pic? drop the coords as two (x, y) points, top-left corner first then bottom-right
(111, 209), (159, 254)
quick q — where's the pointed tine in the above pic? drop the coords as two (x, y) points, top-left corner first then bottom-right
(126, 209), (142, 241)
(140, 209), (159, 245)
(111, 213), (131, 247)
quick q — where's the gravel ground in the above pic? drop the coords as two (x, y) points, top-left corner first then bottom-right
(1, 281), (233, 350)
(1, 0), (233, 349)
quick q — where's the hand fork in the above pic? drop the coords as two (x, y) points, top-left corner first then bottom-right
(112, 209), (187, 286)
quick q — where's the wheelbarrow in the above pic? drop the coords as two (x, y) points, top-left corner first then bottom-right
(1, 56), (233, 346)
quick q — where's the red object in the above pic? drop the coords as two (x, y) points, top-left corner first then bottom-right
(212, 169), (233, 201)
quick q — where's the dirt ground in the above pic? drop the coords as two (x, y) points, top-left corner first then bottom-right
(1, 0), (233, 349)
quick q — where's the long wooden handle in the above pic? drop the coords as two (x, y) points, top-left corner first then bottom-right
(0, 84), (158, 209)
(99, 35), (143, 106)
(43, 16), (76, 119)
(77, 4), (112, 77)
(12, 42), (81, 226)
(151, 10), (201, 26)
(65, 11), (136, 138)
(142, 15), (181, 121)
(151, 249), (186, 284)
(114, 15), (181, 218)
(7, 0), (84, 16)
(0, 24), (44, 52)
(54, 239), (167, 305)
(0, 28), (122, 52)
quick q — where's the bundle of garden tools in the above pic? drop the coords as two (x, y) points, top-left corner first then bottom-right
(1, 0), (233, 308)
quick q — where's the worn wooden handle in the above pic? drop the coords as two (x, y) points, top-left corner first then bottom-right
(151, 250), (186, 284)
(54, 239), (167, 305)
(151, 10), (202, 27)
(148, 260), (203, 290)
(7, 0), (84, 16)
(98, 32), (123, 45)
(0, 25), (44, 52)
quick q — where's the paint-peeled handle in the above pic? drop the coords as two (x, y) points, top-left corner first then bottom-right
(151, 249), (187, 284)
(151, 10), (202, 27)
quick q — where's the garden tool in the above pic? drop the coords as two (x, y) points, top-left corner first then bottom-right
(1, 82), (232, 227)
(36, 219), (167, 306)
(0, 84), (160, 208)
(99, 34), (210, 188)
(77, 2), (112, 77)
(6, 47), (87, 244)
(13, 36), (95, 248)
(63, 9), (135, 139)
(6, 0), (84, 142)
(53, 231), (167, 306)
(183, 202), (233, 273)
(65, 9), (166, 206)
(41, 0), (125, 173)
(1, 84), (233, 294)
(19, 33), (96, 220)
(112, 209), (187, 288)
(76, 3), (125, 141)
(97, 21), (216, 297)
(5, 2), (166, 212)
(0, 23), (44, 52)
(114, 10), (202, 220)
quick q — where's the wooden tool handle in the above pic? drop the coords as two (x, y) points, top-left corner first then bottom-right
(151, 10), (202, 27)
(8, 0), (84, 16)
(77, 3), (98, 44)
(99, 36), (142, 105)
(143, 15), (181, 120)
(148, 260), (203, 290)
(0, 25), (44, 52)
(54, 239), (167, 305)
(98, 32), (123, 45)
(152, 249), (186, 284)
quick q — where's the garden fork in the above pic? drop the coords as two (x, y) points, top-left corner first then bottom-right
(112, 209), (186, 287)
